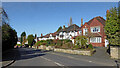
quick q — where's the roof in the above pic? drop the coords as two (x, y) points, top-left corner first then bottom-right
(42, 34), (50, 38)
(87, 16), (105, 25)
(51, 32), (57, 37)
(39, 32), (57, 38)
(57, 24), (80, 34)
(87, 33), (102, 37)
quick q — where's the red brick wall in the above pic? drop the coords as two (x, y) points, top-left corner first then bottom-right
(81, 22), (89, 35)
(81, 18), (106, 47)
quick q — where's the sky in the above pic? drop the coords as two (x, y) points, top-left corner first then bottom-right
(2, 2), (118, 37)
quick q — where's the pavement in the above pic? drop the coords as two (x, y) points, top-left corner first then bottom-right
(2, 48), (20, 68)
(2, 47), (120, 68)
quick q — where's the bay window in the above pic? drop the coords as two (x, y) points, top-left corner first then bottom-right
(90, 37), (101, 43)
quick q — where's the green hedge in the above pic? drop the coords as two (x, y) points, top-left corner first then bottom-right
(35, 39), (73, 48)
(88, 44), (93, 49)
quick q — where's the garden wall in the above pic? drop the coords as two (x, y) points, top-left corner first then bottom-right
(54, 48), (93, 56)
(32, 45), (94, 56)
(110, 46), (120, 59)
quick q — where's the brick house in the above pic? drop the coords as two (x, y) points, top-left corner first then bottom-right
(38, 16), (109, 47)
(80, 16), (108, 47)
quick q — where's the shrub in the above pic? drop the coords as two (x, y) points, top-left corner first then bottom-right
(49, 44), (54, 46)
(27, 34), (35, 47)
(35, 41), (41, 46)
(88, 44), (93, 49)
(45, 44), (49, 47)
(73, 45), (80, 49)
(75, 36), (87, 49)
(17, 44), (21, 46)
(64, 39), (72, 43)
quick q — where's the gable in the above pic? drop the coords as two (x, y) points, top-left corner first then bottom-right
(81, 22), (89, 29)
(89, 18), (104, 27)
(88, 16), (105, 26)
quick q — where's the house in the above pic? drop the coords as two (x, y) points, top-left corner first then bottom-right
(56, 24), (81, 40)
(80, 16), (108, 47)
(38, 16), (109, 47)
(17, 37), (21, 44)
(38, 32), (57, 41)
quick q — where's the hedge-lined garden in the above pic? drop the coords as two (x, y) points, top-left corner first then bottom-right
(34, 36), (93, 50)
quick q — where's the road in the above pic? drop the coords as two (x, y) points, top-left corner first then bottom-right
(10, 48), (117, 66)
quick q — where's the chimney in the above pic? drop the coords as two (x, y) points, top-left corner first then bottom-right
(41, 33), (43, 37)
(81, 18), (83, 26)
(63, 25), (65, 29)
(106, 9), (109, 14)
(106, 9), (110, 20)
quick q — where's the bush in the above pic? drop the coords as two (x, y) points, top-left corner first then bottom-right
(35, 41), (41, 46)
(45, 44), (49, 47)
(27, 34), (35, 47)
(64, 39), (72, 43)
(73, 45), (80, 49)
(34, 39), (73, 49)
(17, 44), (21, 46)
(75, 36), (87, 49)
(88, 44), (93, 49)
(46, 39), (53, 44)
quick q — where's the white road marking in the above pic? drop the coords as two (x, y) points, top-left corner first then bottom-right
(89, 61), (92, 62)
(40, 56), (51, 61)
(54, 62), (64, 66)
(40, 56), (65, 66)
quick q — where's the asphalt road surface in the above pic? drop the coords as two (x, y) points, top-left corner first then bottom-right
(10, 48), (117, 66)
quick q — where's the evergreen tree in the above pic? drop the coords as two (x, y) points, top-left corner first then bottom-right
(35, 34), (37, 38)
(105, 7), (120, 46)
(20, 31), (26, 45)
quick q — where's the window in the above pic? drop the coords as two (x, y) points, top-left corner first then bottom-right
(91, 26), (100, 33)
(83, 28), (88, 35)
(90, 37), (101, 43)
(79, 30), (82, 34)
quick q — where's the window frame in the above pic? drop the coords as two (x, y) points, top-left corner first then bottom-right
(83, 28), (88, 35)
(90, 26), (100, 33)
(90, 37), (102, 43)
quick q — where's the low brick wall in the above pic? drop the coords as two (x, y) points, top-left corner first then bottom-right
(54, 48), (93, 56)
(110, 46), (120, 59)
(32, 45), (94, 56)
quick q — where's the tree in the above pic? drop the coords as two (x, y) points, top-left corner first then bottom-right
(2, 8), (18, 51)
(75, 36), (87, 49)
(57, 26), (62, 32)
(105, 7), (120, 46)
(20, 31), (26, 45)
(27, 34), (35, 47)
(35, 34), (37, 38)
